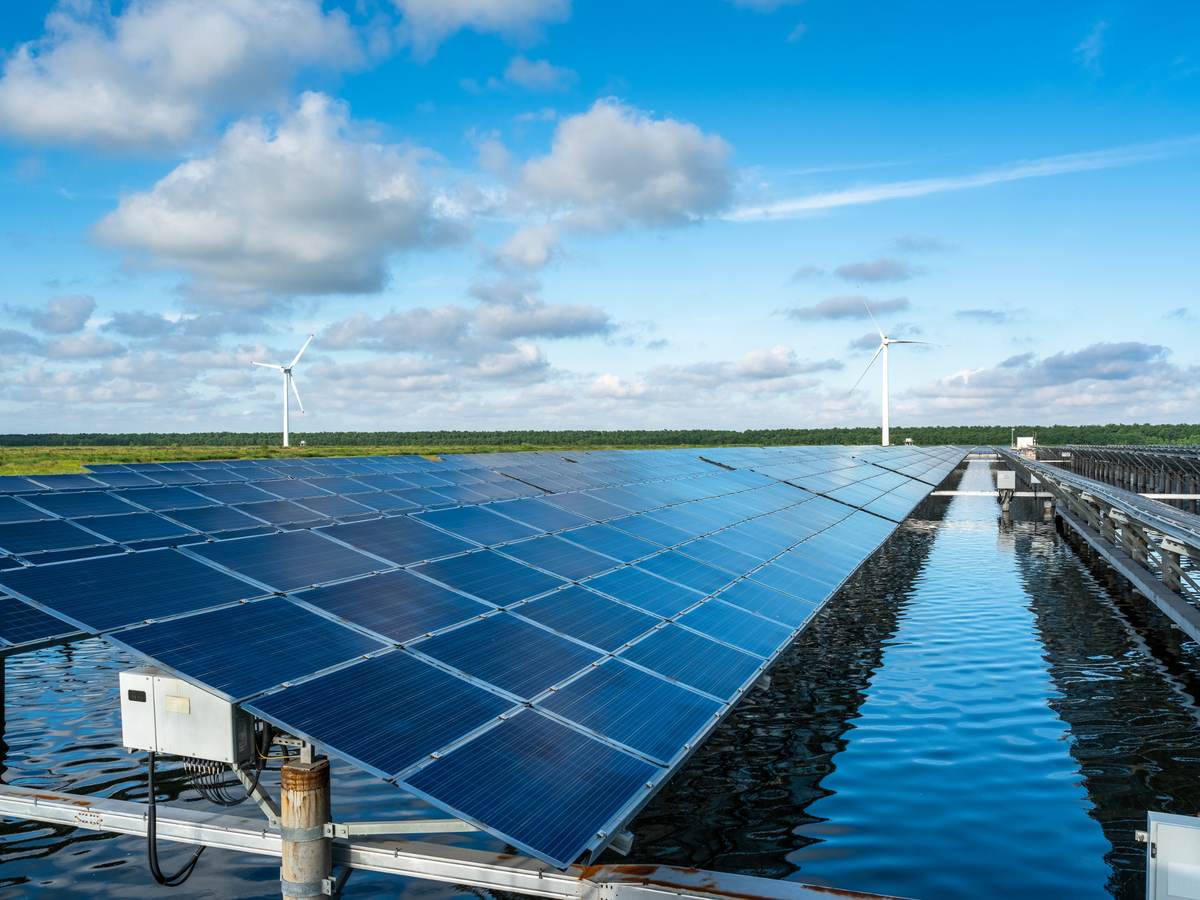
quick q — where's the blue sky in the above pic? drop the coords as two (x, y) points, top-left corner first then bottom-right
(0, 0), (1196, 433)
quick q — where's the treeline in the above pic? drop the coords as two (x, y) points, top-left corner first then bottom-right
(0, 424), (1197, 448)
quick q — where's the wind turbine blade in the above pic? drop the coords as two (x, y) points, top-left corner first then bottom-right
(849, 343), (884, 393)
(289, 375), (304, 414)
(251, 361), (283, 370)
(861, 298), (884, 341)
(889, 339), (931, 345)
(289, 334), (315, 369)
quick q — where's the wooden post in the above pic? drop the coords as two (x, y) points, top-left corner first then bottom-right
(280, 757), (331, 900)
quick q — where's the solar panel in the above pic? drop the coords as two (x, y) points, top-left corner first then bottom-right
(248, 651), (514, 778)
(636, 550), (733, 595)
(676, 599), (794, 657)
(540, 659), (721, 764)
(414, 506), (540, 546)
(0, 595), (76, 646)
(0, 519), (109, 555)
(714, 579), (816, 628)
(29, 474), (104, 490)
(0, 549), (263, 631)
(584, 566), (703, 618)
(73, 512), (196, 544)
(115, 598), (388, 700)
(114, 486), (211, 510)
(0, 475), (45, 494)
(500, 536), (617, 581)
(256, 478), (331, 499)
(295, 570), (490, 643)
(319, 517), (473, 566)
(28, 491), (136, 518)
(234, 499), (328, 526)
(415, 550), (565, 606)
(403, 710), (658, 868)
(558, 523), (658, 562)
(165, 504), (270, 534)
(296, 495), (376, 518)
(0, 496), (52, 524)
(413, 613), (599, 699)
(487, 498), (591, 532)
(619, 624), (762, 700)
(190, 530), (380, 592)
(191, 482), (279, 504)
(514, 585), (660, 651)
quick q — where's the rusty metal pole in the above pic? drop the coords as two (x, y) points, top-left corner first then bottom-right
(280, 756), (331, 900)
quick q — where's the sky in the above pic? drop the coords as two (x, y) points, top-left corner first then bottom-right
(0, 0), (1197, 434)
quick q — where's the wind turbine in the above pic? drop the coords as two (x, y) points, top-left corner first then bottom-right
(849, 301), (927, 447)
(252, 334), (313, 448)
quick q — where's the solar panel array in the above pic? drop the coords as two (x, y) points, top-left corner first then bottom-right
(0, 444), (965, 866)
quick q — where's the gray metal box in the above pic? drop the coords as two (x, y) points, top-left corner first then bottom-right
(119, 668), (253, 764)
(996, 470), (1016, 491)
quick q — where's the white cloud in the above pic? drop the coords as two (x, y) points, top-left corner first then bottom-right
(27, 294), (96, 333)
(94, 92), (464, 305)
(1075, 21), (1108, 75)
(0, 0), (360, 150)
(43, 332), (126, 359)
(834, 257), (923, 283)
(785, 295), (910, 320)
(520, 98), (734, 228)
(729, 135), (1200, 220)
(393, 0), (570, 60)
(504, 56), (577, 92)
(496, 224), (560, 268)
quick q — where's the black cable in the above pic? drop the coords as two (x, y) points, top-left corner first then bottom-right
(146, 751), (205, 887)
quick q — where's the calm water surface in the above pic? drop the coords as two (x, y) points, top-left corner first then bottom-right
(3, 460), (1198, 898)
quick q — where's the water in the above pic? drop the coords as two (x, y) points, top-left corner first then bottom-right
(3, 460), (1199, 898)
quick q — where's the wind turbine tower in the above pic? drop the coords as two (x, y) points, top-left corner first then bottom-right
(849, 301), (927, 447)
(252, 334), (313, 448)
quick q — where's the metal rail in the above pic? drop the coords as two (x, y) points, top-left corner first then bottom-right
(999, 449), (1200, 645)
(0, 785), (895, 900)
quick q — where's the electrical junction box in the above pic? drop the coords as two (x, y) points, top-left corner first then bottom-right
(996, 470), (1017, 491)
(119, 667), (253, 765)
(1015, 436), (1036, 449)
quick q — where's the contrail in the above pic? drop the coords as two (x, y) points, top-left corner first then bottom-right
(727, 135), (1200, 221)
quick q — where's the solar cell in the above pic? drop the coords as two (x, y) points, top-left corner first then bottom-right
(500, 536), (617, 581)
(540, 659), (720, 763)
(415, 551), (564, 606)
(558, 523), (658, 563)
(608, 515), (692, 547)
(355, 492), (420, 513)
(636, 550), (733, 595)
(256, 479), (331, 499)
(677, 599), (794, 657)
(0, 519), (109, 555)
(29, 474), (104, 490)
(403, 710), (658, 868)
(295, 495), (376, 518)
(115, 598), (387, 700)
(584, 566), (703, 618)
(514, 585), (660, 651)
(28, 491), (136, 518)
(190, 530), (380, 592)
(0, 596), (76, 646)
(319, 517), (473, 566)
(414, 613), (599, 699)
(233, 499), (328, 526)
(114, 486), (212, 510)
(190, 482), (279, 504)
(73, 512), (196, 544)
(0, 548), (263, 631)
(296, 570), (489, 642)
(0, 496), (52, 524)
(542, 492), (628, 520)
(415, 506), (540, 546)
(0, 476), (42, 494)
(714, 579), (816, 628)
(304, 476), (373, 495)
(165, 504), (269, 534)
(248, 651), (514, 778)
(620, 624), (762, 700)
(487, 498), (590, 532)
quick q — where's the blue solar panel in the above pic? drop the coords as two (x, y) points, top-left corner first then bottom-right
(540, 659), (720, 764)
(487, 498), (590, 532)
(500, 536), (617, 581)
(677, 599), (794, 657)
(714, 579), (816, 628)
(0, 549), (263, 631)
(543, 492), (628, 520)
(515, 586), (660, 651)
(415, 506), (540, 546)
(249, 651), (514, 778)
(305, 476), (373, 495)
(116, 598), (388, 700)
(609, 515), (692, 547)
(189, 483), (279, 504)
(190, 530), (380, 592)
(165, 504), (269, 534)
(749, 560), (831, 601)
(584, 566), (703, 617)
(558, 523), (658, 562)
(297, 495), (376, 518)
(0, 596), (76, 646)
(0, 476), (45, 494)
(296, 570), (489, 643)
(620, 625), (762, 700)
(676, 537), (763, 575)
(356, 492), (419, 513)
(0, 496), (51, 524)
(256, 478), (331, 499)
(416, 551), (565, 606)
(0, 519), (109, 555)
(637, 550), (733, 595)
(73, 512), (196, 544)
(233, 499), (327, 526)
(414, 613), (599, 699)
(114, 486), (211, 510)
(30, 474), (104, 490)
(29, 491), (136, 518)
(393, 488), (455, 509)
(403, 710), (658, 868)
(86, 471), (160, 488)
(319, 517), (473, 566)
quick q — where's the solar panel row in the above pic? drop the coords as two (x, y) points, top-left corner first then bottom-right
(0, 444), (966, 867)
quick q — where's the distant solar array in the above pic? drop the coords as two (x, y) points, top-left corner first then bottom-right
(0, 444), (964, 866)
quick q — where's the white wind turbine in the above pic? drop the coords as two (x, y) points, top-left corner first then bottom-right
(849, 300), (927, 447)
(252, 334), (313, 448)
